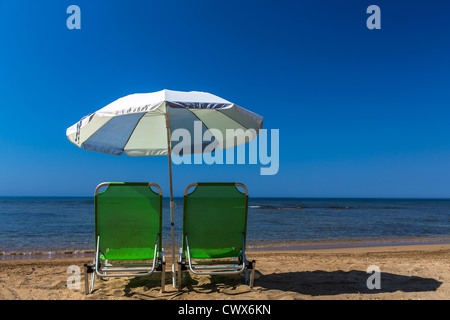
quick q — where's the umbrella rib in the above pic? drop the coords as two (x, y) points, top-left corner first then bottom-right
(186, 108), (212, 130)
(121, 113), (147, 154)
(186, 108), (225, 147)
(79, 115), (114, 148)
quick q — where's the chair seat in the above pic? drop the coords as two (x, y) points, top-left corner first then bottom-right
(100, 247), (156, 260)
(188, 247), (241, 259)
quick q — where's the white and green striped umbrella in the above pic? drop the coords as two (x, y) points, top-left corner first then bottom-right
(67, 89), (263, 156)
(66, 89), (263, 288)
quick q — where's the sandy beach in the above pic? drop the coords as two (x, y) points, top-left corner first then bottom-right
(0, 242), (448, 300)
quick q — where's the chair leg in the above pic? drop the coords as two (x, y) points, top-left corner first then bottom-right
(177, 261), (182, 291)
(84, 264), (95, 295)
(243, 260), (256, 288)
(250, 260), (256, 288)
(160, 262), (166, 293)
(244, 268), (249, 285)
(84, 264), (89, 295)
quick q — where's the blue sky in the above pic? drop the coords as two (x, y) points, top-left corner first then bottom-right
(1, 0), (450, 197)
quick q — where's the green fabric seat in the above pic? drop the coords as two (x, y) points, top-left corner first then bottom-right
(98, 248), (156, 261)
(84, 182), (165, 295)
(178, 182), (255, 290)
(182, 183), (248, 259)
(95, 182), (162, 261)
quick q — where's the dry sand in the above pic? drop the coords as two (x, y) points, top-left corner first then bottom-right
(0, 243), (448, 300)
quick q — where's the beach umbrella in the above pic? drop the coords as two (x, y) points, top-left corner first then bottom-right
(66, 89), (263, 287)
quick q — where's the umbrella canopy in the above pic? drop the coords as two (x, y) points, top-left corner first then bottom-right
(66, 89), (263, 288)
(67, 89), (263, 156)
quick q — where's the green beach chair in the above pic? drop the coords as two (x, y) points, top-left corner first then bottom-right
(177, 182), (255, 291)
(84, 182), (165, 294)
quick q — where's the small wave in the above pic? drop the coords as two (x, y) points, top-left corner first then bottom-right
(0, 249), (95, 260)
(78, 200), (94, 204)
(251, 205), (350, 210)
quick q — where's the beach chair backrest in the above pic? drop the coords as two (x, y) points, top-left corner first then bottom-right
(183, 183), (248, 259)
(95, 182), (162, 260)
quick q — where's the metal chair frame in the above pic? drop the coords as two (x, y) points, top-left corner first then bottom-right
(177, 182), (256, 291)
(84, 182), (166, 294)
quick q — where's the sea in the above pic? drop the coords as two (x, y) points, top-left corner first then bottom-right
(0, 197), (449, 258)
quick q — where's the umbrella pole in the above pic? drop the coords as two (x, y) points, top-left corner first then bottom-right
(165, 111), (177, 289)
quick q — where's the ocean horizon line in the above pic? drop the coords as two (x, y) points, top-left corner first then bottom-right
(1, 196), (450, 200)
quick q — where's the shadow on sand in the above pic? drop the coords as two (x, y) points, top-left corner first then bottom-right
(121, 269), (442, 298)
(256, 270), (442, 296)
